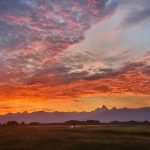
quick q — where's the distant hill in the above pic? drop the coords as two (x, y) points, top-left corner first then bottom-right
(0, 106), (150, 123)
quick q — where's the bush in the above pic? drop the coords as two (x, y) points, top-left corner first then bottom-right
(6, 121), (19, 126)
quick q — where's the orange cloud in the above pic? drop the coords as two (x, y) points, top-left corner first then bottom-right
(0, 61), (149, 102)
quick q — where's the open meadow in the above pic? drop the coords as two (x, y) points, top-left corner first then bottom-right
(0, 125), (150, 150)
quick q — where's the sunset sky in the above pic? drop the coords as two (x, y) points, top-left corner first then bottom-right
(0, 0), (150, 114)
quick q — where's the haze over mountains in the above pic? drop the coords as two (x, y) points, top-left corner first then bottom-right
(0, 106), (150, 124)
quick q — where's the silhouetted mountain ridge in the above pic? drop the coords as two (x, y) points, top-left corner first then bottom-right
(0, 106), (150, 123)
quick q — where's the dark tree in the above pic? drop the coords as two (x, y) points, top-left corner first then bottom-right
(6, 121), (19, 126)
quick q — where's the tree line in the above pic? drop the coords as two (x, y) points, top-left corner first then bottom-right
(0, 120), (150, 126)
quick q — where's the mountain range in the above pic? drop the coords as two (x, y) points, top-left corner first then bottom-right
(0, 106), (150, 123)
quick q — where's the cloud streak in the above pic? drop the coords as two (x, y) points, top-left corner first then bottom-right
(119, 0), (150, 27)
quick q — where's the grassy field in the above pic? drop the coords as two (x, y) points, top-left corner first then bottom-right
(0, 125), (150, 150)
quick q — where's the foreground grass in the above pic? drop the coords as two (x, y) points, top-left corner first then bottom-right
(0, 125), (150, 150)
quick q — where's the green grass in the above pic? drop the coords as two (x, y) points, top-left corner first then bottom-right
(0, 125), (150, 150)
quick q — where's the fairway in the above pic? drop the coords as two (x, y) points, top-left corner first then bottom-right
(0, 125), (150, 150)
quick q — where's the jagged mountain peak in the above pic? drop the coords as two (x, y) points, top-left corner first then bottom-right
(94, 105), (109, 112)
(101, 105), (109, 111)
(111, 107), (117, 110)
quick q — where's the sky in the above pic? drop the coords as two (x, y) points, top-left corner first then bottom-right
(0, 0), (149, 114)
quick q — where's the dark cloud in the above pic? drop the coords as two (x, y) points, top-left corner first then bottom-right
(0, 60), (149, 101)
(119, 0), (150, 27)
